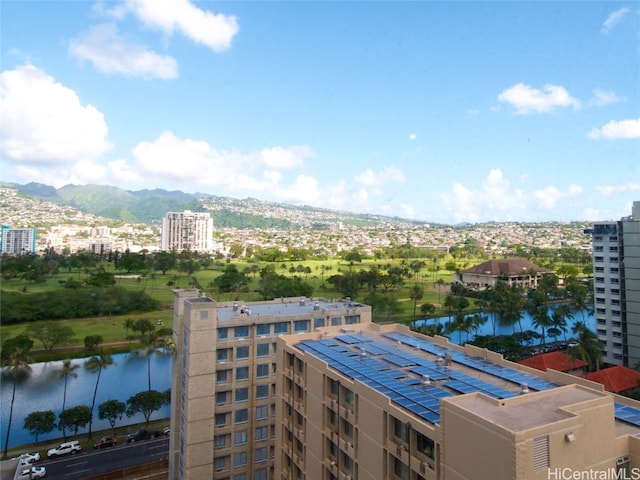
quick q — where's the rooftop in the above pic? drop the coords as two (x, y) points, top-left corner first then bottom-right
(291, 327), (640, 435)
(214, 297), (364, 322)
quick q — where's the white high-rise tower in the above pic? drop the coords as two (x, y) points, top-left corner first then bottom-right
(161, 210), (213, 252)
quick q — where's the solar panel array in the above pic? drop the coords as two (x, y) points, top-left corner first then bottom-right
(295, 332), (640, 429)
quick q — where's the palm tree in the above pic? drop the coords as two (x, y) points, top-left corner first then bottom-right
(409, 285), (424, 319)
(2, 348), (32, 458)
(135, 333), (162, 392)
(56, 359), (79, 440)
(552, 304), (573, 342)
(531, 308), (553, 348)
(569, 321), (604, 372)
(435, 278), (445, 305)
(85, 351), (114, 439)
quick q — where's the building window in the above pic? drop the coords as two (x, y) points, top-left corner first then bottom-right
(393, 417), (409, 443)
(256, 343), (270, 357)
(255, 447), (268, 463)
(234, 430), (248, 445)
(393, 457), (409, 480)
(217, 349), (229, 362)
(216, 391), (229, 405)
(294, 320), (309, 332)
(235, 387), (249, 402)
(235, 326), (249, 338)
(233, 452), (248, 467)
(314, 317), (324, 329)
(416, 432), (435, 459)
(256, 363), (269, 378)
(254, 468), (268, 480)
(329, 378), (339, 397)
(342, 387), (354, 408)
(256, 404), (269, 420)
(214, 456), (227, 471)
(216, 370), (229, 383)
(214, 434), (228, 449)
(256, 384), (269, 399)
(218, 327), (228, 339)
(235, 408), (249, 424)
(331, 316), (341, 326)
(255, 425), (269, 441)
(233, 474), (247, 480)
(236, 366), (249, 381)
(236, 345), (250, 359)
(215, 413), (227, 427)
(274, 322), (289, 334)
(346, 315), (359, 324)
(256, 323), (271, 336)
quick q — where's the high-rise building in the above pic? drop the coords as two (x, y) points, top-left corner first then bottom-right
(0, 225), (37, 255)
(161, 211), (213, 253)
(168, 290), (372, 480)
(585, 201), (640, 367)
(276, 322), (640, 480)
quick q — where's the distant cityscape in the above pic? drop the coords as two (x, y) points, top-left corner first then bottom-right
(0, 186), (593, 258)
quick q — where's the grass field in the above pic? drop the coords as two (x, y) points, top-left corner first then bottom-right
(1, 257), (464, 361)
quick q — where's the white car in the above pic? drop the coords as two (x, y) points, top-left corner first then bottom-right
(18, 466), (46, 479)
(47, 440), (81, 458)
(18, 452), (40, 466)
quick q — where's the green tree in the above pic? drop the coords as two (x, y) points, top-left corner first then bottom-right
(132, 318), (156, 338)
(2, 348), (32, 458)
(409, 285), (424, 318)
(85, 352), (115, 439)
(123, 318), (135, 342)
(1, 334), (33, 362)
(23, 410), (56, 443)
(126, 390), (167, 426)
(56, 359), (80, 440)
(84, 335), (104, 350)
(569, 321), (604, 372)
(98, 400), (126, 430)
(25, 321), (76, 352)
(154, 252), (177, 275)
(59, 405), (92, 437)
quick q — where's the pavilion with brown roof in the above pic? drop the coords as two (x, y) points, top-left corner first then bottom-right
(586, 366), (640, 393)
(519, 351), (586, 376)
(454, 258), (551, 290)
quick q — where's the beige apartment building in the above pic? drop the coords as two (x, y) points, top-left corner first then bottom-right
(168, 290), (372, 480)
(276, 322), (640, 480)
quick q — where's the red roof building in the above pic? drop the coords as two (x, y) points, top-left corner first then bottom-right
(586, 366), (640, 393)
(519, 351), (586, 374)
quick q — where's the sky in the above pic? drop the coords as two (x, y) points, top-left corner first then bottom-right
(1, 1), (638, 225)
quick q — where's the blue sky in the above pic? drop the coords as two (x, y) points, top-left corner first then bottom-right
(1, 1), (638, 224)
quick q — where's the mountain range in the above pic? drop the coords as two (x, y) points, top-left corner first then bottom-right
(1, 182), (432, 229)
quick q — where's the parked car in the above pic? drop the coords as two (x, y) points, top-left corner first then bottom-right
(18, 452), (40, 465)
(126, 429), (160, 443)
(46, 440), (81, 458)
(163, 426), (170, 436)
(93, 435), (117, 449)
(18, 466), (46, 479)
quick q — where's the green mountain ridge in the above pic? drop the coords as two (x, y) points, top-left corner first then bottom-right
(2, 182), (434, 229)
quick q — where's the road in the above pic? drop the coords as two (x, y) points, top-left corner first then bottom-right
(3, 437), (169, 480)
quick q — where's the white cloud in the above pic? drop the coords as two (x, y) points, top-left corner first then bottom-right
(595, 183), (640, 196)
(440, 169), (582, 222)
(124, 0), (239, 52)
(532, 184), (582, 210)
(0, 64), (112, 164)
(498, 83), (580, 114)
(355, 167), (406, 187)
(409, 133), (417, 140)
(589, 88), (625, 107)
(587, 118), (640, 139)
(601, 7), (631, 34)
(69, 23), (178, 79)
(260, 145), (313, 169)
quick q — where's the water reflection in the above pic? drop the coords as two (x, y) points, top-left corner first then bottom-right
(1, 351), (172, 450)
